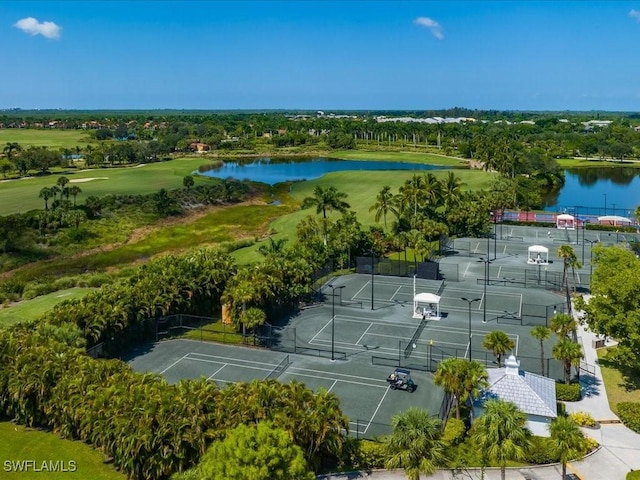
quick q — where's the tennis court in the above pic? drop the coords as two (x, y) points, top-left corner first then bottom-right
(128, 338), (444, 439)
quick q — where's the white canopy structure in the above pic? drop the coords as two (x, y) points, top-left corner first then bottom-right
(413, 292), (441, 320)
(597, 215), (632, 226)
(527, 245), (549, 265)
(556, 214), (575, 230)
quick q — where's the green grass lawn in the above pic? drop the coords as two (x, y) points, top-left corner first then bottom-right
(0, 422), (125, 480)
(0, 288), (94, 327)
(598, 347), (640, 410)
(557, 157), (640, 168)
(0, 157), (216, 215)
(331, 149), (468, 166)
(0, 129), (94, 149)
(233, 168), (493, 263)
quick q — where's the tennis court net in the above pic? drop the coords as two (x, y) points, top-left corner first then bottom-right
(265, 355), (291, 380)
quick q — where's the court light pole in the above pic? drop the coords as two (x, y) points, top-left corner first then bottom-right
(585, 239), (597, 277)
(328, 284), (345, 362)
(461, 297), (481, 362)
(370, 249), (375, 310)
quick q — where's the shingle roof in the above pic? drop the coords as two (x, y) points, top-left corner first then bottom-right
(476, 356), (557, 418)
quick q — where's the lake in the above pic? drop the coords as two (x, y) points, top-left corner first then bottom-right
(196, 157), (451, 185)
(197, 157), (640, 216)
(543, 167), (640, 216)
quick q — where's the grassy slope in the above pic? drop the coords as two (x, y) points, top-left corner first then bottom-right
(0, 129), (94, 149)
(330, 149), (468, 166)
(0, 288), (94, 328)
(0, 157), (214, 215)
(598, 348), (640, 409)
(233, 168), (493, 263)
(0, 422), (125, 480)
(557, 157), (640, 168)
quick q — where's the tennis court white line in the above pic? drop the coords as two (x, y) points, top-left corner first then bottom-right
(355, 323), (373, 345)
(207, 365), (226, 381)
(286, 370), (387, 389)
(183, 355), (273, 373)
(389, 285), (403, 301)
(352, 281), (369, 302)
(334, 314), (420, 329)
(289, 366), (389, 384)
(364, 386), (391, 434)
(309, 318), (332, 344)
(185, 351), (279, 366)
(160, 354), (189, 374)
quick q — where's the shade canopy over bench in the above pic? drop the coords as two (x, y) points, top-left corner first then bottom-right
(413, 292), (441, 320)
(527, 245), (549, 265)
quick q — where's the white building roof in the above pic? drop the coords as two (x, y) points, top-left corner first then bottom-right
(476, 355), (557, 418)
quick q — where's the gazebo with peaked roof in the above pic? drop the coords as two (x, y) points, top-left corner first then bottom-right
(556, 213), (575, 230)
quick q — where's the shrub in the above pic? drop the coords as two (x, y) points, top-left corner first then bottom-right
(617, 402), (640, 434)
(442, 418), (466, 446)
(340, 438), (386, 470)
(556, 382), (581, 401)
(525, 436), (559, 464)
(22, 282), (55, 300)
(52, 277), (76, 291)
(570, 411), (597, 427)
(584, 436), (599, 453)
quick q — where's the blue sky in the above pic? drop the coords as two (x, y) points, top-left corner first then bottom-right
(3, 1), (640, 111)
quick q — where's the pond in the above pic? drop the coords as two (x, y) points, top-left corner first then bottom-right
(196, 157), (640, 216)
(543, 167), (640, 216)
(195, 157), (451, 185)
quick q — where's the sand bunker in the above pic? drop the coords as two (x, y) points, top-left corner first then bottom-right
(70, 177), (109, 183)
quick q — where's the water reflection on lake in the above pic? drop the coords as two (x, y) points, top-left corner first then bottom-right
(196, 157), (451, 185)
(543, 167), (640, 215)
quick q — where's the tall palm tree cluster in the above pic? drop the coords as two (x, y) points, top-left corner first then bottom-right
(368, 172), (493, 262)
(37, 176), (85, 232)
(0, 323), (346, 479)
(1, 247), (347, 479)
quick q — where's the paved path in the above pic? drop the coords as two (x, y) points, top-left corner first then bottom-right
(319, 298), (640, 480)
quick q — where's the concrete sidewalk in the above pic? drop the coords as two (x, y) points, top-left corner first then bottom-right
(320, 302), (640, 480)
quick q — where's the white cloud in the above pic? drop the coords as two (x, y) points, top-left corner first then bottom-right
(414, 16), (444, 40)
(14, 17), (61, 39)
(630, 9), (640, 21)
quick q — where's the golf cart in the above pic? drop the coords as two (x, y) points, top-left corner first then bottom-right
(387, 368), (416, 392)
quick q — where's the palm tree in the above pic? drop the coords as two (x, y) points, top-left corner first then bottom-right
(301, 185), (350, 219)
(258, 237), (288, 257)
(549, 416), (587, 480)
(434, 358), (488, 420)
(39, 187), (52, 211)
(301, 185), (350, 245)
(57, 176), (70, 199)
(369, 185), (396, 230)
(557, 244), (581, 314)
(50, 185), (61, 204)
(472, 399), (531, 480)
(553, 338), (583, 384)
(441, 171), (464, 212)
(183, 175), (194, 192)
(399, 174), (424, 222)
(483, 330), (515, 367)
(68, 185), (82, 206)
(550, 312), (577, 339)
(3, 142), (22, 163)
(530, 325), (552, 376)
(383, 407), (447, 480)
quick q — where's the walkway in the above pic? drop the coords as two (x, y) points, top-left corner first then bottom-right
(319, 299), (640, 480)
